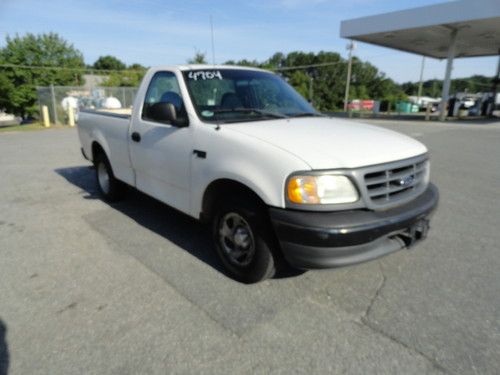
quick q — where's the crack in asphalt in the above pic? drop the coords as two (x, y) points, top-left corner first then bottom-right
(363, 263), (386, 321)
(357, 319), (451, 374)
(359, 262), (451, 375)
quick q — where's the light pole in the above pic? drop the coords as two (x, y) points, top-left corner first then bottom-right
(344, 41), (355, 112)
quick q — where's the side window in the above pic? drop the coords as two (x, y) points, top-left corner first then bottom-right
(142, 71), (183, 122)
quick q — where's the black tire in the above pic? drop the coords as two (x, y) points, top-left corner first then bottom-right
(94, 152), (123, 202)
(212, 197), (278, 283)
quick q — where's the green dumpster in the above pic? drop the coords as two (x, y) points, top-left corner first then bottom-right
(396, 101), (412, 113)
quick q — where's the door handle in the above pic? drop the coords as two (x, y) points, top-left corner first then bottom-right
(193, 150), (207, 159)
(131, 132), (141, 142)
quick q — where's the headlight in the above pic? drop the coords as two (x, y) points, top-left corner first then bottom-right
(287, 174), (359, 205)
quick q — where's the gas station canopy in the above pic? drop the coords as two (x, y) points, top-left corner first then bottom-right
(340, 0), (500, 59)
(340, 0), (500, 120)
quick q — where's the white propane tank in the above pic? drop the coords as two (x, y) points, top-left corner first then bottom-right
(61, 96), (79, 110)
(102, 97), (122, 109)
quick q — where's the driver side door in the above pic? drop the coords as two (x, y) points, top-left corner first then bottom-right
(129, 71), (192, 213)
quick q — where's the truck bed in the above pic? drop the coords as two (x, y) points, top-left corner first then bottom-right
(77, 108), (135, 186)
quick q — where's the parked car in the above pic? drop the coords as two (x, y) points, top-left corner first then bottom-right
(77, 65), (438, 283)
(461, 97), (476, 108)
(0, 111), (21, 127)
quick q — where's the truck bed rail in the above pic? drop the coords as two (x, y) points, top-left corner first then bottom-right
(80, 109), (131, 119)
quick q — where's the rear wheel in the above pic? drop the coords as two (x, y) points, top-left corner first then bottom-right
(212, 198), (277, 283)
(94, 153), (123, 202)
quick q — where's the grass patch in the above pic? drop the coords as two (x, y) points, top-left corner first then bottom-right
(0, 123), (70, 133)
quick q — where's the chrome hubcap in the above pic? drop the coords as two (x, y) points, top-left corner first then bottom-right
(218, 212), (255, 266)
(97, 162), (110, 194)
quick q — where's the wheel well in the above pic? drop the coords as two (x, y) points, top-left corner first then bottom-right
(201, 179), (266, 223)
(91, 142), (105, 162)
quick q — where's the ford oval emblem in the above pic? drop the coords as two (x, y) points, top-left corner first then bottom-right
(399, 175), (414, 187)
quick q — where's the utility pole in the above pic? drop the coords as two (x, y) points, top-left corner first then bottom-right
(309, 76), (314, 105)
(344, 41), (355, 112)
(417, 56), (426, 106)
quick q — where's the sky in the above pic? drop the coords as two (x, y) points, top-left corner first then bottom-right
(0, 0), (497, 83)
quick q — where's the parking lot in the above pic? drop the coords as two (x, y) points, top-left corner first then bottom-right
(0, 119), (499, 374)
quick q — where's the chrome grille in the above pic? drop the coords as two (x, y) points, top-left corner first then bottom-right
(362, 156), (429, 209)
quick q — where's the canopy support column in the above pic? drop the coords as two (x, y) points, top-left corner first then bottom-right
(439, 28), (458, 121)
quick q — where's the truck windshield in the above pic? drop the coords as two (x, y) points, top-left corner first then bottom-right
(182, 69), (318, 123)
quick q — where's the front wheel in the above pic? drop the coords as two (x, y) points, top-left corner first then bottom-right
(212, 199), (277, 283)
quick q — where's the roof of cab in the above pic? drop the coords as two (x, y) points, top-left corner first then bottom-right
(149, 64), (271, 73)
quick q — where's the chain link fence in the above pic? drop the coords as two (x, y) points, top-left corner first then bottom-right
(36, 85), (138, 125)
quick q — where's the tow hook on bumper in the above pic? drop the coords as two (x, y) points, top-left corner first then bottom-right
(399, 218), (430, 248)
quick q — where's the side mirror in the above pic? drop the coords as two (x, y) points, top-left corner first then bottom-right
(149, 102), (188, 127)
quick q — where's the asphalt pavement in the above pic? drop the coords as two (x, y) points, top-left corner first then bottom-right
(0, 119), (499, 374)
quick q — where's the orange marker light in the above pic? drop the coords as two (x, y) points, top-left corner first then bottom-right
(287, 176), (320, 204)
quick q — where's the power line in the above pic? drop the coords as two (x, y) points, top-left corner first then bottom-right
(0, 63), (144, 73)
(270, 52), (404, 72)
(0, 44), (487, 77)
(0, 61), (495, 88)
(0, 60), (352, 73)
(0, 53), (396, 74)
(272, 60), (346, 71)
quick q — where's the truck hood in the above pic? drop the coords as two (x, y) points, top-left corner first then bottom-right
(226, 117), (427, 169)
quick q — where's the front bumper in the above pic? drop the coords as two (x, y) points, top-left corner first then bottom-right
(269, 184), (439, 269)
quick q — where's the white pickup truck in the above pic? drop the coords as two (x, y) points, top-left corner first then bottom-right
(77, 65), (438, 283)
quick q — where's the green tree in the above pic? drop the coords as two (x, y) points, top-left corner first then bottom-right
(128, 63), (147, 70)
(402, 75), (493, 99)
(188, 51), (207, 64)
(371, 75), (406, 104)
(0, 73), (15, 112)
(287, 70), (310, 100)
(278, 51), (346, 111)
(265, 52), (286, 69)
(222, 50), (453, 111)
(93, 55), (126, 71)
(0, 32), (84, 117)
(101, 62), (147, 87)
(225, 58), (261, 68)
(102, 69), (146, 87)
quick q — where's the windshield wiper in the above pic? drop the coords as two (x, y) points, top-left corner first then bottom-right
(288, 112), (325, 118)
(211, 108), (288, 119)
